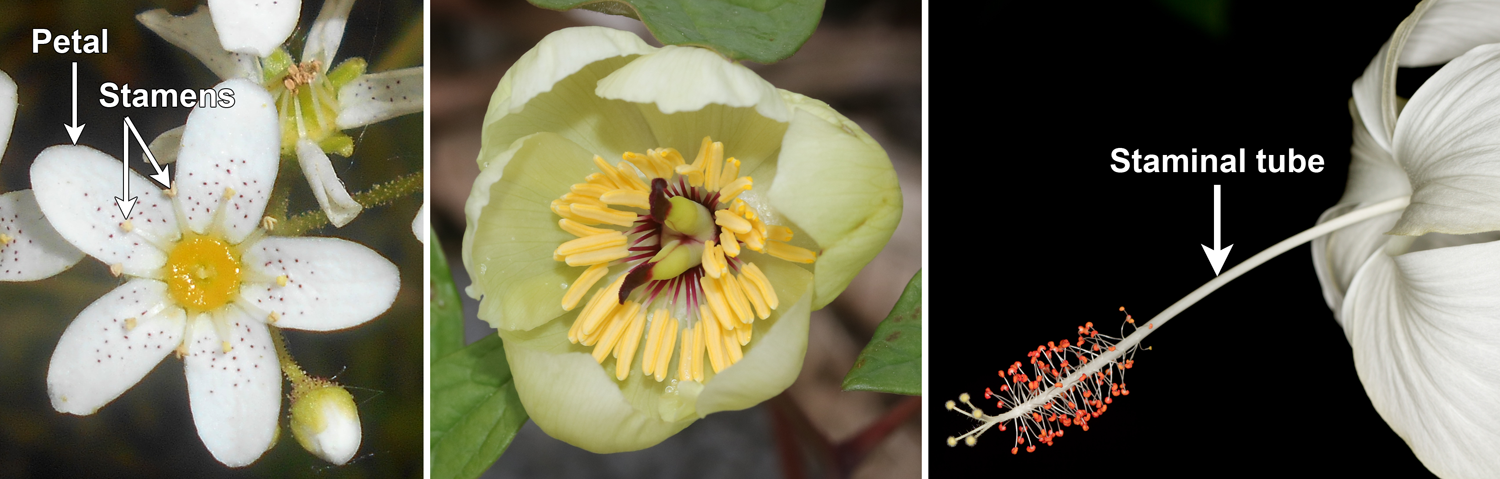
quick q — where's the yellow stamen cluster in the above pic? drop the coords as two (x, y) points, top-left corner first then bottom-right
(551, 137), (817, 384)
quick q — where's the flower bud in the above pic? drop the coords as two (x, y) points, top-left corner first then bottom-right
(289, 381), (361, 465)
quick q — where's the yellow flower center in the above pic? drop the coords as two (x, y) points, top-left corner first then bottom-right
(164, 235), (242, 313)
(551, 136), (817, 386)
(261, 48), (368, 157)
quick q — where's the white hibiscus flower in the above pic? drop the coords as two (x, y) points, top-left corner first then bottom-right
(36, 78), (399, 467)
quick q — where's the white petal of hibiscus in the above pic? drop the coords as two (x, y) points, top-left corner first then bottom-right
(206, 0), (300, 58)
(176, 79), (279, 243)
(1351, 1), (1432, 153)
(1310, 99), (1410, 323)
(0, 70), (16, 163)
(30, 145), (180, 277)
(47, 279), (185, 415)
(1342, 239), (1500, 479)
(596, 45), (790, 123)
(1401, 0), (1500, 68)
(238, 236), (399, 331)
(137, 7), (263, 81)
(183, 309), (280, 467)
(335, 67), (424, 130)
(294, 139), (362, 227)
(302, 0), (356, 68)
(0, 190), (84, 281)
(1390, 43), (1500, 236)
(149, 125), (185, 165)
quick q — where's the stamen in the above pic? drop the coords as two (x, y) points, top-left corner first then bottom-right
(556, 231), (627, 256)
(735, 321), (752, 346)
(702, 240), (723, 279)
(562, 263), (610, 310)
(715, 210), (752, 235)
(767, 225), (794, 243)
(719, 176), (752, 203)
(653, 316), (677, 382)
(691, 324), (706, 382)
(718, 158), (741, 191)
(570, 204), (639, 227)
(699, 276), (736, 330)
(592, 301), (639, 362)
(124, 317), (138, 331)
(739, 272), (770, 319)
(601, 189), (650, 209)
(741, 263), (778, 309)
(571, 183), (612, 198)
(704, 320), (726, 373)
(766, 241), (817, 264)
(720, 273), (753, 324)
(642, 309), (668, 377)
(565, 245), (629, 266)
(719, 231), (741, 257)
(614, 309), (647, 380)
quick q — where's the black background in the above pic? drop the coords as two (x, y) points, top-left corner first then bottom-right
(931, 1), (1439, 477)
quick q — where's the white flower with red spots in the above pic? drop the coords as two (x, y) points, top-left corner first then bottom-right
(138, 0), (424, 227)
(34, 78), (399, 467)
(0, 70), (84, 282)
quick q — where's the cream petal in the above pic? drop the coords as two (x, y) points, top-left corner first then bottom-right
(206, 0), (300, 57)
(183, 308), (280, 467)
(148, 125), (185, 165)
(294, 138), (362, 227)
(0, 190), (84, 281)
(176, 79), (279, 243)
(463, 132), (604, 331)
(1390, 43), (1500, 236)
(30, 145), (180, 276)
(302, 0), (356, 67)
(46, 279), (185, 415)
(766, 93), (902, 309)
(1351, 1), (1433, 153)
(137, 6), (263, 80)
(1401, 0), (1500, 68)
(237, 236), (399, 331)
(335, 67), (424, 130)
(480, 27), (656, 169)
(597, 45), (790, 123)
(498, 313), (693, 453)
(696, 254), (813, 415)
(1342, 238), (1500, 479)
(0, 70), (16, 163)
(627, 102), (788, 184)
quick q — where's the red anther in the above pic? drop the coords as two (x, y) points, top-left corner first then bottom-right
(1000, 384), (1009, 392)
(1011, 447), (1019, 455)
(1062, 418), (1072, 427)
(1099, 405), (1107, 413)
(1147, 323), (1153, 329)
(1067, 402), (1076, 409)
(1118, 307), (1124, 312)
(1126, 318), (1134, 324)
(1055, 382), (1064, 388)
(1056, 430), (1065, 437)
(1042, 402), (1052, 410)
(1032, 413), (1042, 422)
(1048, 341), (1056, 349)
(1111, 390), (1119, 397)
(1018, 437), (1026, 444)
(1081, 390), (1091, 398)
(1059, 339), (1070, 348)
(1082, 425), (1090, 431)
(1048, 414), (1056, 422)
(1092, 344), (1100, 351)
(1027, 445), (1036, 453)
(1091, 411), (1100, 418)
(1110, 383), (1118, 390)
(1123, 389), (1130, 396)
(1051, 369), (1060, 378)
(1077, 336), (1085, 345)
(997, 400), (1004, 408)
(1090, 331), (1099, 337)
(1029, 381), (1039, 391)
(1108, 346), (1116, 351)
(984, 388), (993, 399)
(1105, 397), (1113, 404)
(1029, 358), (1037, 365)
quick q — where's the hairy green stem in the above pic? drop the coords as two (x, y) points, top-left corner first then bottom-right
(278, 171), (423, 236)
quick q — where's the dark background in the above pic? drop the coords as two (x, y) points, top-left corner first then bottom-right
(932, 1), (1439, 477)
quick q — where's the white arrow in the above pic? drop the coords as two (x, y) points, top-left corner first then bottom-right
(1200, 184), (1233, 276)
(64, 62), (84, 144)
(114, 119), (136, 219)
(123, 117), (170, 188)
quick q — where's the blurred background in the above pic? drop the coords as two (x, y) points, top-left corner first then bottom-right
(0, 0), (423, 476)
(428, 0), (923, 477)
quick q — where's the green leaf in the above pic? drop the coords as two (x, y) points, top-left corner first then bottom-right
(431, 335), (530, 479)
(430, 230), (464, 363)
(527, 0), (825, 64)
(841, 270), (921, 395)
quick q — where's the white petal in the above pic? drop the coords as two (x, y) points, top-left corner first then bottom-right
(294, 138), (362, 227)
(412, 201), (426, 243)
(30, 145), (180, 276)
(1390, 43), (1500, 236)
(47, 279), (185, 415)
(335, 67), (424, 129)
(596, 45), (790, 123)
(490, 26), (654, 118)
(0, 70), (16, 164)
(137, 6), (263, 80)
(183, 309), (280, 467)
(206, 0), (300, 57)
(1342, 239), (1500, 479)
(302, 0), (356, 67)
(1311, 100), (1411, 322)
(1352, 41), (1396, 153)
(149, 125), (185, 165)
(238, 236), (399, 331)
(1401, 0), (1500, 67)
(0, 190), (84, 281)
(176, 79), (279, 243)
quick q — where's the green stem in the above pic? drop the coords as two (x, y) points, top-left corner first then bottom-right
(278, 171), (423, 236)
(269, 325), (311, 388)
